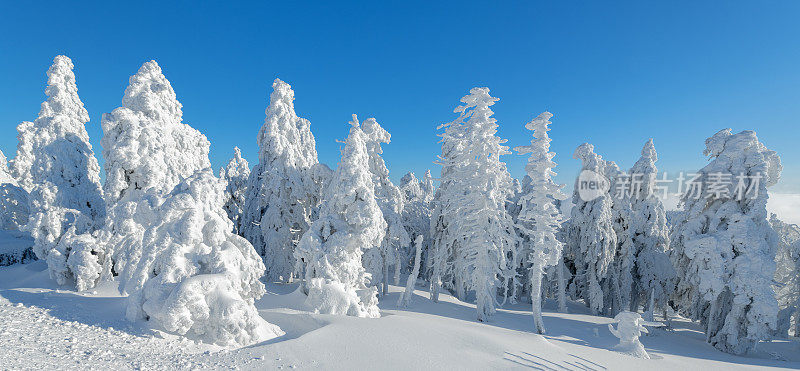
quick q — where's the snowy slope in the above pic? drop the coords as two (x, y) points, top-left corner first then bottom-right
(0, 262), (798, 370)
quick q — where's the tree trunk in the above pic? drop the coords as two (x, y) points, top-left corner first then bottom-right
(557, 259), (567, 313)
(393, 251), (402, 285)
(531, 263), (546, 334)
(644, 287), (655, 322)
(382, 252), (389, 296)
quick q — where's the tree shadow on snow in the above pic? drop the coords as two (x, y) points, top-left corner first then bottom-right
(0, 288), (152, 336)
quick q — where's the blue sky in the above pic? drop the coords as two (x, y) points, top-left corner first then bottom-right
(1, 1), (798, 194)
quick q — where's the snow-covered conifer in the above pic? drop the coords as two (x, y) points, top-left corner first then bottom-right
(604, 161), (634, 315)
(219, 147), (250, 234)
(399, 172), (433, 276)
(398, 235), (424, 308)
(431, 88), (517, 322)
(421, 169), (435, 203)
(514, 112), (566, 333)
(14, 56), (105, 289)
(360, 118), (410, 294)
(241, 79), (321, 282)
(567, 143), (617, 315)
(294, 115), (384, 318)
(102, 60), (210, 209)
(0, 150), (15, 186)
(120, 169), (283, 346)
(628, 139), (675, 319)
(671, 129), (781, 354)
(0, 150), (29, 231)
(772, 214), (800, 337)
(101, 61), (210, 288)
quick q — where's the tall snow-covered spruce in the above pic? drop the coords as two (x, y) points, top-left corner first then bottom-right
(102, 61), (281, 346)
(514, 112), (566, 334)
(101, 60), (211, 281)
(241, 79), (322, 282)
(566, 143), (617, 315)
(294, 115), (384, 318)
(399, 171), (433, 276)
(14, 56), (106, 290)
(627, 139), (675, 319)
(219, 147), (250, 235)
(671, 129), (782, 355)
(360, 118), (410, 295)
(430, 87), (517, 322)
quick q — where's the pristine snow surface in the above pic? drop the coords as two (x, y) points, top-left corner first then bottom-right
(1, 256), (799, 370)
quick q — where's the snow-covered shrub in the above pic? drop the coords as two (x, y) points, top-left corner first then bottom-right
(566, 143), (617, 315)
(219, 147), (250, 235)
(101, 60), (211, 280)
(120, 169), (283, 346)
(627, 140), (675, 319)
(608, 311), (662, 359)
(514, 112), (567, 333)
(360, 117), (410, 294)
(241, 79), (321, 282)
(430, 88), (517, 322)
(671, 129), (782, 355)
(13, 56), (105, 289)
(294, 115), (384, 318)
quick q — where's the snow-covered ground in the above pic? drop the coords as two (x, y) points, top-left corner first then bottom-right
(0, 259), (797, 370)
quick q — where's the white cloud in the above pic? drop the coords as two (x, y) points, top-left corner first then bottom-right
(768, 193), (800, 225)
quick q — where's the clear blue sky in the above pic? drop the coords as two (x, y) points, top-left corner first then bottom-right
(1, 1), (798, 193)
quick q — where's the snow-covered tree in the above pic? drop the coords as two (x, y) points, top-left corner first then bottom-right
(294, 115), (384, 318)
(0, 150), (15, 185)
(421, 169), (435, 203)
(119, 169), (283, 346)
(514, 112), (567, 333)
(671, 129), (782, 355)
(608, 311), (662, 359)
(399, 171), (433, 276)
(431, 87), (517, 322)
(102, 60), (211, 209)
(14, 56), (106, 290)
(566, 143), (617, 315)
(0, 150), (29, 231)
(627, 139), (675, 320)
(101, 60), (211, 286)
(398, 235), (424, 308)
(771, 214), (800, 337)
(604, 160), (634, 315)
(241, 79), (321, 282)
(219, 147), (250, 234)
(360, 118), (410, 294)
